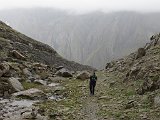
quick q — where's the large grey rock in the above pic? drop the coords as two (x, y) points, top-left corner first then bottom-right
(11, 50), (26, 60)
(23, 68), (32, 77)
(12, 88), (46, 100)
(55, 66), (64, 71)
(48, 76), (65, 82)
(0, 62), (10, 77)
(21, 108), (37, 119)
(55, 68), (73, 77)
(34, 80), (47, 85)
(130, 66), (141, 76)
(150, 33), (160, 46)
(135, 48), (146, 59)
(32, 62), (48, 68)
(0, 82), (11, 97)
(124, 100), (135, 109)
(76, 71), (90, 80)
(8, 77), (24, 92)
(105, 62), (114, 70)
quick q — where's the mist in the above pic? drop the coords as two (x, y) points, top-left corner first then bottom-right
(1, 0), (160, 14)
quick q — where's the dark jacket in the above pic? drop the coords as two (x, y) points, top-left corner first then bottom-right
(90, 74), (97, 82)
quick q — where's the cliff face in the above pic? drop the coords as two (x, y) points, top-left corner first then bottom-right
(0, 21), (93, 71)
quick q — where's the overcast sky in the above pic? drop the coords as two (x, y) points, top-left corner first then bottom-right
(0, 0), (160, 13)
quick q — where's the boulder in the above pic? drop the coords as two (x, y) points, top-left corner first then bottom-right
(48, 76), (65, 82)
(23, 68), (32, 77)
(8, 77), (24, 92)
(76, 71), (90, 80)
(0, 62), (10, 77)
(48, 83), (59, 87)
(124, 100), (135, 109)
(0, 82), (11, 97)
(7, 62), (21, 72)
(55, 66), (64, 71)
(135, 48), (146, 59)
(11, 50), (26, 60)
(32, 63), (48, 68)
(12, 88), (46, 100)
(130, 66), (141, 76)
(150, 33), (160, 46)
(55, 68), (73, 77)
(34, 80), (47, 85)
(21, 108), (37, 119)
(105, 63), (112, 69)
(33, 74), (41, 79)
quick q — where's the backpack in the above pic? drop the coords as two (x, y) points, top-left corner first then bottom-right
(91, 75), (97, 81)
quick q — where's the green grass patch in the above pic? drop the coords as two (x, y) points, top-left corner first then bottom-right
(125, 89), (135, 96)
(22, 81), (41, 90)
(36, 78), (85, 120)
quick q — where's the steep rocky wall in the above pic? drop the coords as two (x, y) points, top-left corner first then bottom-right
(0, 21), (93, 71)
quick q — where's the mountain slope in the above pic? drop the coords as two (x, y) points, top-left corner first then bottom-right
(105, 33), (160, 95)
(0, 20), (92, 71)
(1, 9), (160, 68)
(106, 34), (160, 80)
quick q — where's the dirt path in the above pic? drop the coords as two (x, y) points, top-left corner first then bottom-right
(79, 72), (106, 120)
(81, 96), (99, 120)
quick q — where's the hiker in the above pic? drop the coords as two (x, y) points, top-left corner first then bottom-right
(89, 71), (97, 95)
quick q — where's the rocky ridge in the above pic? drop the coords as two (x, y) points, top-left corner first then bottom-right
(105, 33), (160, 95)
(0, 21), (93, 71)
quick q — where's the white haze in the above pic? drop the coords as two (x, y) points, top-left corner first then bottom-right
(0, 0), (160, 13)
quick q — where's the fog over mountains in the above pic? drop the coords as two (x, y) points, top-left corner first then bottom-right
(0, 8), (160, 68)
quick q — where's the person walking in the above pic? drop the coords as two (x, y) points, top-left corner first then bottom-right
(89, 71), (97, 95)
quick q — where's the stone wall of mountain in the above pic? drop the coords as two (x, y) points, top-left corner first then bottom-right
(0, 21), (92, 71)
(1, 9), (160, 68)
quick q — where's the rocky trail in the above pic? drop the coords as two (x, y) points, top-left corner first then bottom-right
(82, 96), (99, 120)
(80, 73), (106, 120)
(78, 73), (106, 120)
(74, 71), (117, 120)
